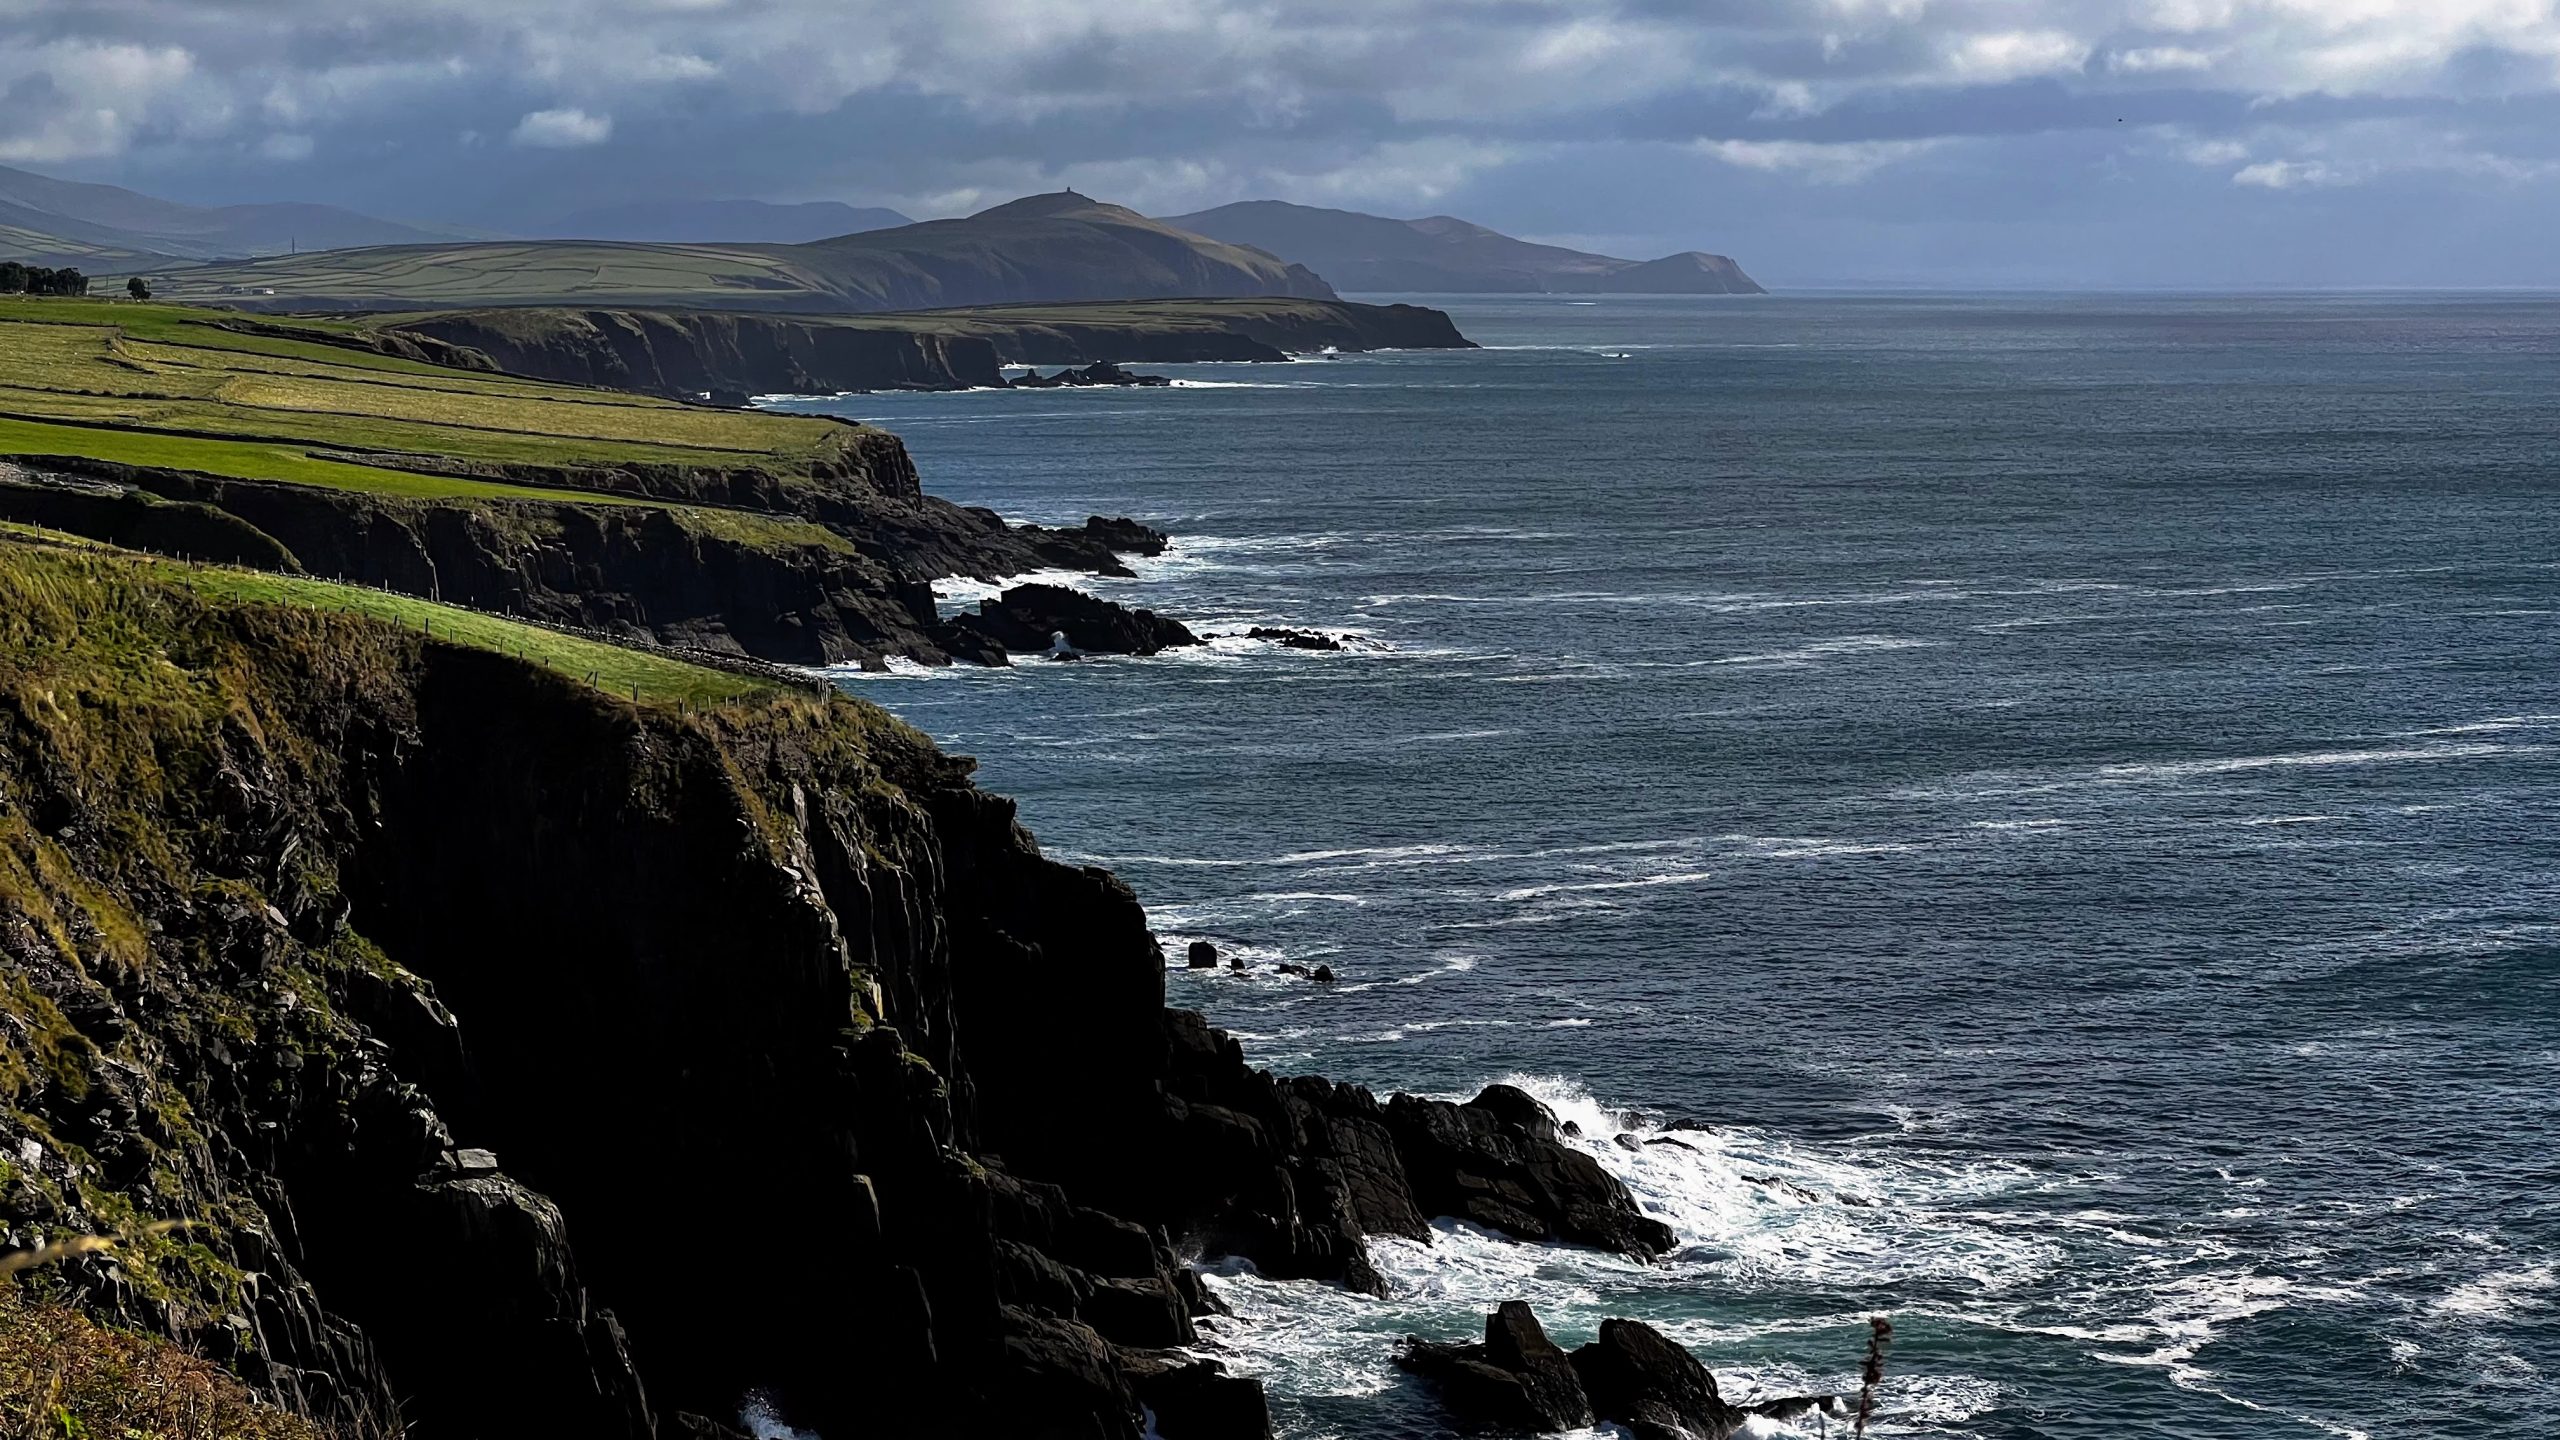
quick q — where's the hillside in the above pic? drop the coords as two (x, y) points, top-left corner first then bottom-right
(1163, 199), (1764, 294)
(534, 199), (914, 244)
(148, 193), (1339, 313)
(0, 298), (1172, 664)
(0, 162), (463, 266)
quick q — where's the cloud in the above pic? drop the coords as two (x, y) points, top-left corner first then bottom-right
(2232, 158), (2345, 187)
(511, 106), (613, 148)
(1, 0), (2557, 283)
(0, 40), (196, 161)
(1696, 137), (1946, 183)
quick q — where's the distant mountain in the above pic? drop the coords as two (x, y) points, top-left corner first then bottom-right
(534, 199), (914, 244)
(1162, 200), (1764, 295)
(159, 191), (1340, 313)
(0, 162), (466, 266)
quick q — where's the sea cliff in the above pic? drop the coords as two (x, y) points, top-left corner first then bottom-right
(0, 540), (1666, 1438)
(376, 299), (1476, 398)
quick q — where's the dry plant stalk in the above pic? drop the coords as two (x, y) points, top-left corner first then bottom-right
(1853, 1315), (1894, 1437)
(0, 1219), (193, 1282)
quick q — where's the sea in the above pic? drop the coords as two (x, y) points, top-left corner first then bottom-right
(770, 293), (2560, 1440)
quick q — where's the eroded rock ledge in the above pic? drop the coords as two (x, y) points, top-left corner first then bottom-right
(0, 576), (1669, 1440)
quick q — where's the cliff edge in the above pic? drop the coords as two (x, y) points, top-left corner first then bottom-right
(0, 538), (1667, 1439)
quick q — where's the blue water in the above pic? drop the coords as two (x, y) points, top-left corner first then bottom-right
(779, 294), (2560, 1439)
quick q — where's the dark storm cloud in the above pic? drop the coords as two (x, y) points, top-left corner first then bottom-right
(2, 0), (2556, 283)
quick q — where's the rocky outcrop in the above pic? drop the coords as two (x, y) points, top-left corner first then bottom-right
(1398, 1304), (1763, 1440)
(1570, 1318), (1743, 1440)
(1397, 1302), (1594, 1432)
(952, 583), (1202, 656)
(1011, 362), (1171, 389)
(0, 458), (1179, 670)
(1015, 516), (1170, 577)
(380, 308), (1012, 397)
(0, 558), (1677, 1440)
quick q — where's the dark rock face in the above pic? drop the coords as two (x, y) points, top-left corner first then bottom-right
(1570, 1319), (1743, 1440)
(0, 584), (1674, 1440)
(1016, 515), (1170, 578)
(1243, 626), (1346, 651)
(953, 583), (1201, 656)
(0, 456), (1182, 671)
(1011, 361), (1170, 388)
(1398, 1305), (1747, 1440)
(1383, 1088), (1676, 1258)
(1396, 1302), (1592, 1433)
(1124, 1352), (1274, 1440)
(1187, 940), (1221, 968)
(377, 299), (1474, 398)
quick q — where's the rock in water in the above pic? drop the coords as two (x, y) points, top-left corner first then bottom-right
(953, 582), (1201, 655)
(1187, 940), (1220, 969)
(1380, 1088), (1676, 1258)
(1311, 964), (1336, 983)
(1011, 361), (1173, 388)
(1569, 1318), (1743, 1440)
(1395, 1301), (1592, 1433)
(1123, 1353), (1275, 1440)
(1244, 626), (1347, 651)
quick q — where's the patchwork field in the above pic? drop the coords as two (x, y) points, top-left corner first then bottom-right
(0, 296), (862, 502)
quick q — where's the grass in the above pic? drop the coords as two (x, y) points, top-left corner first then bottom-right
(0, 1288), (328, 1440)
(0, 526), (779, 708)
(168, 562), (781, 709)
(0, 298), (865, 554)
(0, 297), (856, 480)
(149, 240), (827, 311)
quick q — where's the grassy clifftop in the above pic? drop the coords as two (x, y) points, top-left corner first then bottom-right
(0, 296), (868, 503)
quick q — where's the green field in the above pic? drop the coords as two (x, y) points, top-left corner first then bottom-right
(149, 240), (826, 312)
(0, 523), (776, 708)
(0, 296), (863, 552)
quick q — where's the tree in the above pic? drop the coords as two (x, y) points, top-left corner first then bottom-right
(127, 277), (152, 300)
(0, 261), (23, 294)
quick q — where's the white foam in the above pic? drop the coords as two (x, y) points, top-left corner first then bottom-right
(738, 1393), (819, 1440)
(2430, 1264), (2556, 1321)
(1496, 871), (1716, 902)
(1704, 635), (1942, 667)
(929, 567), (1091, 607)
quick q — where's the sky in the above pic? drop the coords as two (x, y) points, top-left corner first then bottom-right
(4, 0), (2558, 287)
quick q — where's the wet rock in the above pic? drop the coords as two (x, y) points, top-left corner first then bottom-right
(1124, 1352), (1274, 1440)
(1310, 964), (1336, 984)
(1469, 1083), (1562, 1142)
(1011, 360), (1173, 388)
(1187, 940), (1221, 969)
(1396, 1301), (1592, 1433)
(1745, 1394), (1851, 1424)
(1228, 952), (1249, 972)
(1569, 1318), (1742, 1440)
(1244, 626), (1347, 651)
(1382, 1088), (1675, 1258)
(952, 582), (1200, 656)
(1275, 963), (1310, 977)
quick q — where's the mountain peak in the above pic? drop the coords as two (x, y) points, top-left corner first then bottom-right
(974, 190), (1114, 221)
